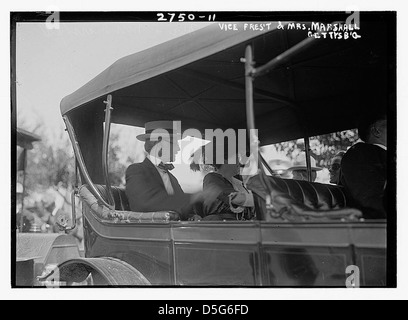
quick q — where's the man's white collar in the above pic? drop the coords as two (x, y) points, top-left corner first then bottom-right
(373, 143), (387, 151)
(352, 140), (387, 151)
(148, 154), (174, 166)
(148, 154), (162, 166)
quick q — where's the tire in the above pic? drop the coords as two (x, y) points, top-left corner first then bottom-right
(41, 257), (151, 286)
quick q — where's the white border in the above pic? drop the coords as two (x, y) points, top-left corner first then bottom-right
(2, 0), (407, 300)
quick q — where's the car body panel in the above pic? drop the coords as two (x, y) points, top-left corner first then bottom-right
(82, 206), (386, 286)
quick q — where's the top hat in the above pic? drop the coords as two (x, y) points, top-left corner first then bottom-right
(136, 121), (180, 142)
(287, 153), (322, 172)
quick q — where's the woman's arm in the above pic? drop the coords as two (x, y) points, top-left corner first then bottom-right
(230, 191), (254, 207)
(202, 173), (254, 216)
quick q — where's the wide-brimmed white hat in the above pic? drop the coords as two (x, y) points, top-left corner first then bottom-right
(136, 120), (180, 141)
(287, 153), (322, 172)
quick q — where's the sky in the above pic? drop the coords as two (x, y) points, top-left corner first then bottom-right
(15, 22), (220, 191)
(15, 21), (310, 190)
(16, 22), (213, 139)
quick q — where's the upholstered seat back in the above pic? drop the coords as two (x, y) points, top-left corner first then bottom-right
(93, 185), (130, 211)
(267, 176), (351, 210)
(247, 175), (356, 220)
(80, 178), (354, 222)
(79, 184), (180, 222)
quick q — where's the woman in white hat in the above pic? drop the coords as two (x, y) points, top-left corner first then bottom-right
(287, 152), (322, 182)
(190, 142), (255, 221)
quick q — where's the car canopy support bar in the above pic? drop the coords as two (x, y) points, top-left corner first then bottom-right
(244, 45), (278, 217)
(250, 35), (318, 79)
(102, 95), (116, 208)
(245, 24), (341, 181)
(304, 136), (313, 182)
(63, 115), (115, 210)
(249, 21), (344, 79)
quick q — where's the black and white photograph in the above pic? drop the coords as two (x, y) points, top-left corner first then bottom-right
(5, 0), (407, 302)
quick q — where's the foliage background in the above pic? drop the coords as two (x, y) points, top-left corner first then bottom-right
(273, 129), (359, 167)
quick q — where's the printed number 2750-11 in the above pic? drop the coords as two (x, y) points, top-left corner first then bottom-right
(157, 13), (216, 22)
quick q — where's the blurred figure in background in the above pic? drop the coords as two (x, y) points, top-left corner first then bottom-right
(287, 152), (322, 182)
(268, 159), (292, 178)
(328, 151), (346, 185)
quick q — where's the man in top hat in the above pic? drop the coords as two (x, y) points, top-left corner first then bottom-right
(125, 121), (200, 220)
(287, 152), (322, 182)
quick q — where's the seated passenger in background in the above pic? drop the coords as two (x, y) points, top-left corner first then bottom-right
(328, 151), (346, 185)
(340, 115), (387, 219)
(287, 152), (322, 182)
(268, 159), (292, 178)
(190, 142), (255, 221)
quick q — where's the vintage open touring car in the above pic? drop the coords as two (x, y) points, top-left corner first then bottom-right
(41, 15), (394, 287)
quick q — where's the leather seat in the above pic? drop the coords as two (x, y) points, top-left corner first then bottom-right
(79, 184), (180, 222)
(93, 185), (130, 211)
(81, 178), (355, 222)
(267, 177), (351, 210)
(247, 175), (357, 221)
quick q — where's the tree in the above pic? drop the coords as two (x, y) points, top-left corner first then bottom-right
(107, 132), (128, 187)
(18, 121), (128, 193)
(22, 130), (75, 192)
(272, 129), (359, 167)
